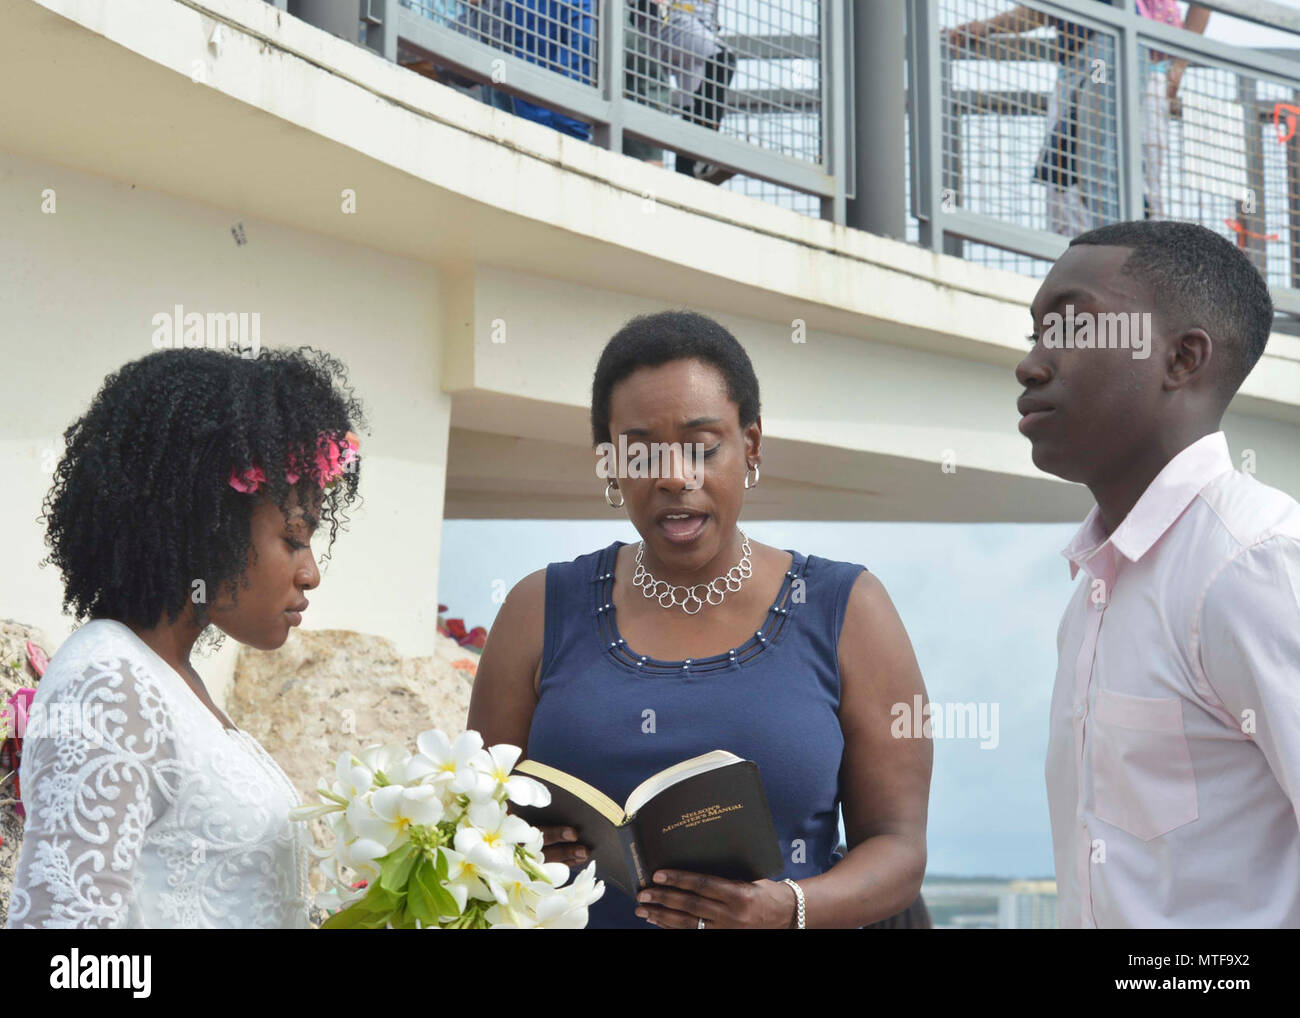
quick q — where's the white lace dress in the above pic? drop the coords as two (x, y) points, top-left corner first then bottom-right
(5, 619), (310, 928)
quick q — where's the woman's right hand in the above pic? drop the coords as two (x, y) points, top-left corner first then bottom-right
(539, 825), (591, 867)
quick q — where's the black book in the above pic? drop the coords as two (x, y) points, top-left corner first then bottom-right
(512, 750), (785, 898)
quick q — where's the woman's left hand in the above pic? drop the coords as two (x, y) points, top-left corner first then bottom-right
(633, 870), (797, 928)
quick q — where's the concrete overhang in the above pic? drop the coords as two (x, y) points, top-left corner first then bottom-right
(3, 0), (1296, 523)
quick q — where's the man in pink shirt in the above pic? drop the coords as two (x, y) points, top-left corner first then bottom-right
(1016, 219), (1300, 927)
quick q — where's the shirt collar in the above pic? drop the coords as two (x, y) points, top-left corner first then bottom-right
(1062, 431), (1234, 579)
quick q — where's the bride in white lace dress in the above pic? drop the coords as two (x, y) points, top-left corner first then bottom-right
(8, 618), (312, 928)
(6, 347), (364, 929)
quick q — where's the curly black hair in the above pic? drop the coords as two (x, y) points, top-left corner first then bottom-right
(590, 310), (761, 448)
(40, 346), (366, 630)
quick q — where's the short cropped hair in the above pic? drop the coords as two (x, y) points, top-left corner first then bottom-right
(1069, 220), (1273, 399)
(590, 310), (761, 448)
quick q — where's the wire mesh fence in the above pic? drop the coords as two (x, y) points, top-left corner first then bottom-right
(621, 2), (821, 160)
(395, 0), (829, 206)
(936, 1), (1120, 252)
(309, 1), (1300, 302)
(403, 0), (600, 86)
(924, 0), (1300, 299)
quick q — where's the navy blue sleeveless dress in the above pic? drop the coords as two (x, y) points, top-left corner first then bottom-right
(525, 539), (867, 929)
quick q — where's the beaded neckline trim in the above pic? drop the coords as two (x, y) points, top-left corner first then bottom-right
(592, 540), (806, 674)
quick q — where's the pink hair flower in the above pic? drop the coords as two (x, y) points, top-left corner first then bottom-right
(228, 431), (359, 493)
(228, 464), (267, 494)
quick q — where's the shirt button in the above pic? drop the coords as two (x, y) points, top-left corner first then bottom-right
(1073, 703), (1084, 718)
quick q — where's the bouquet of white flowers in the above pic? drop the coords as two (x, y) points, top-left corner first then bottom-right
(292, 728), (604, 928)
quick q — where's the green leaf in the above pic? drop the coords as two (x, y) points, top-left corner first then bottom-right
(407, 859), (440, 927)
(378, 842), (419, 893)
(320, 878), (402, 928)
(322, 900), (387, 929)
(416, 856), (460, 920)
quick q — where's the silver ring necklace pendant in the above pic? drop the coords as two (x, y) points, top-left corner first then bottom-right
(632, 529), (753, 615)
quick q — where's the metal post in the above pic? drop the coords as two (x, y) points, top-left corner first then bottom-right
(593, 0), (623, 154)
(910, 0), (947, 252)
(1119, 8), (1145, 221)
(847, 0), (905, 239)
(295, 0), (363, 44)
(821, 0), (849, 224)
(363, 0), (398, 62)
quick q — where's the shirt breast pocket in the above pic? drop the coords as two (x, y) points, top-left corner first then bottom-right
(1090, 689), (1198, 842)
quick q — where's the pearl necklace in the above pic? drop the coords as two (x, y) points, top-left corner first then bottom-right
(633, 529), (753, 615)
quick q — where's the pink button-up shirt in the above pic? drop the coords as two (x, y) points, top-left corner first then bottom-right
(1046, 431), (1300, 927)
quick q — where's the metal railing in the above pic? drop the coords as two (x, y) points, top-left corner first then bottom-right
(271, 0), (1300, 311)
(910, 0), (1300, 314)
(277, 0), (848, 221)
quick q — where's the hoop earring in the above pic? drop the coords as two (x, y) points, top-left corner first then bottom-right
(605, 480), (625, 508)
(744, 463), (760, 490)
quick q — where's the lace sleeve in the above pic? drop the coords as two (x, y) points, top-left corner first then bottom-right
(5, 650), (173, 928)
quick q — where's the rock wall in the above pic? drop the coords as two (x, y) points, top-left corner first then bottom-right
(226, 628), (479, 908)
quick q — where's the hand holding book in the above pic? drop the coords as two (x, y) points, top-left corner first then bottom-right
(633, 867), (802, 929)
(533, 822), (800, 928)
(537, 824), (590, 867)
(512, 750), (794, 927)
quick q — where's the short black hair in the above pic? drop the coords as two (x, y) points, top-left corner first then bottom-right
(40, 346), (366, 629)
(1069, 220), (1273, 399)
(590, 310), (761, 448)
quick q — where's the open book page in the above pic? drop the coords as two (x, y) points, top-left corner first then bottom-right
(623, 750), (742, 817)
(515, 759), (625, 824)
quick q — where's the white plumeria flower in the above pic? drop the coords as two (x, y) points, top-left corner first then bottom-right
(481, 860), (532, 906)
(538, 860), (572, 886)
(484, 881), (547, 928)
(336, 834), (389, 884)
(520, 823), (547, 861)
(333, 743), (411, 800)
(454, 800), (536, 872)
(461, 743), (552, 806)
(560, 860), (606, 909)
(334, 751), (377, 799)
(486, 860), (600, 928)
(521, 861), (606, 928)
(293, 728), (605, 928)
(358, 784), (444, 846)
(345, 792), (386, 847)
(527, 894), (592, 929)
(357, 743), (417, 785)
(441, 843), (522, 907)
(504, 773), (550, 808)
(410, 729), (485, 793)
(490, 872), (573, 926)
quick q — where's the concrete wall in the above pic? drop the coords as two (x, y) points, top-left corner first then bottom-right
(0, 147), (451, 704)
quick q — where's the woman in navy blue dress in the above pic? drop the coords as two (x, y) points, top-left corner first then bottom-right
(468, 310), (932, 928)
